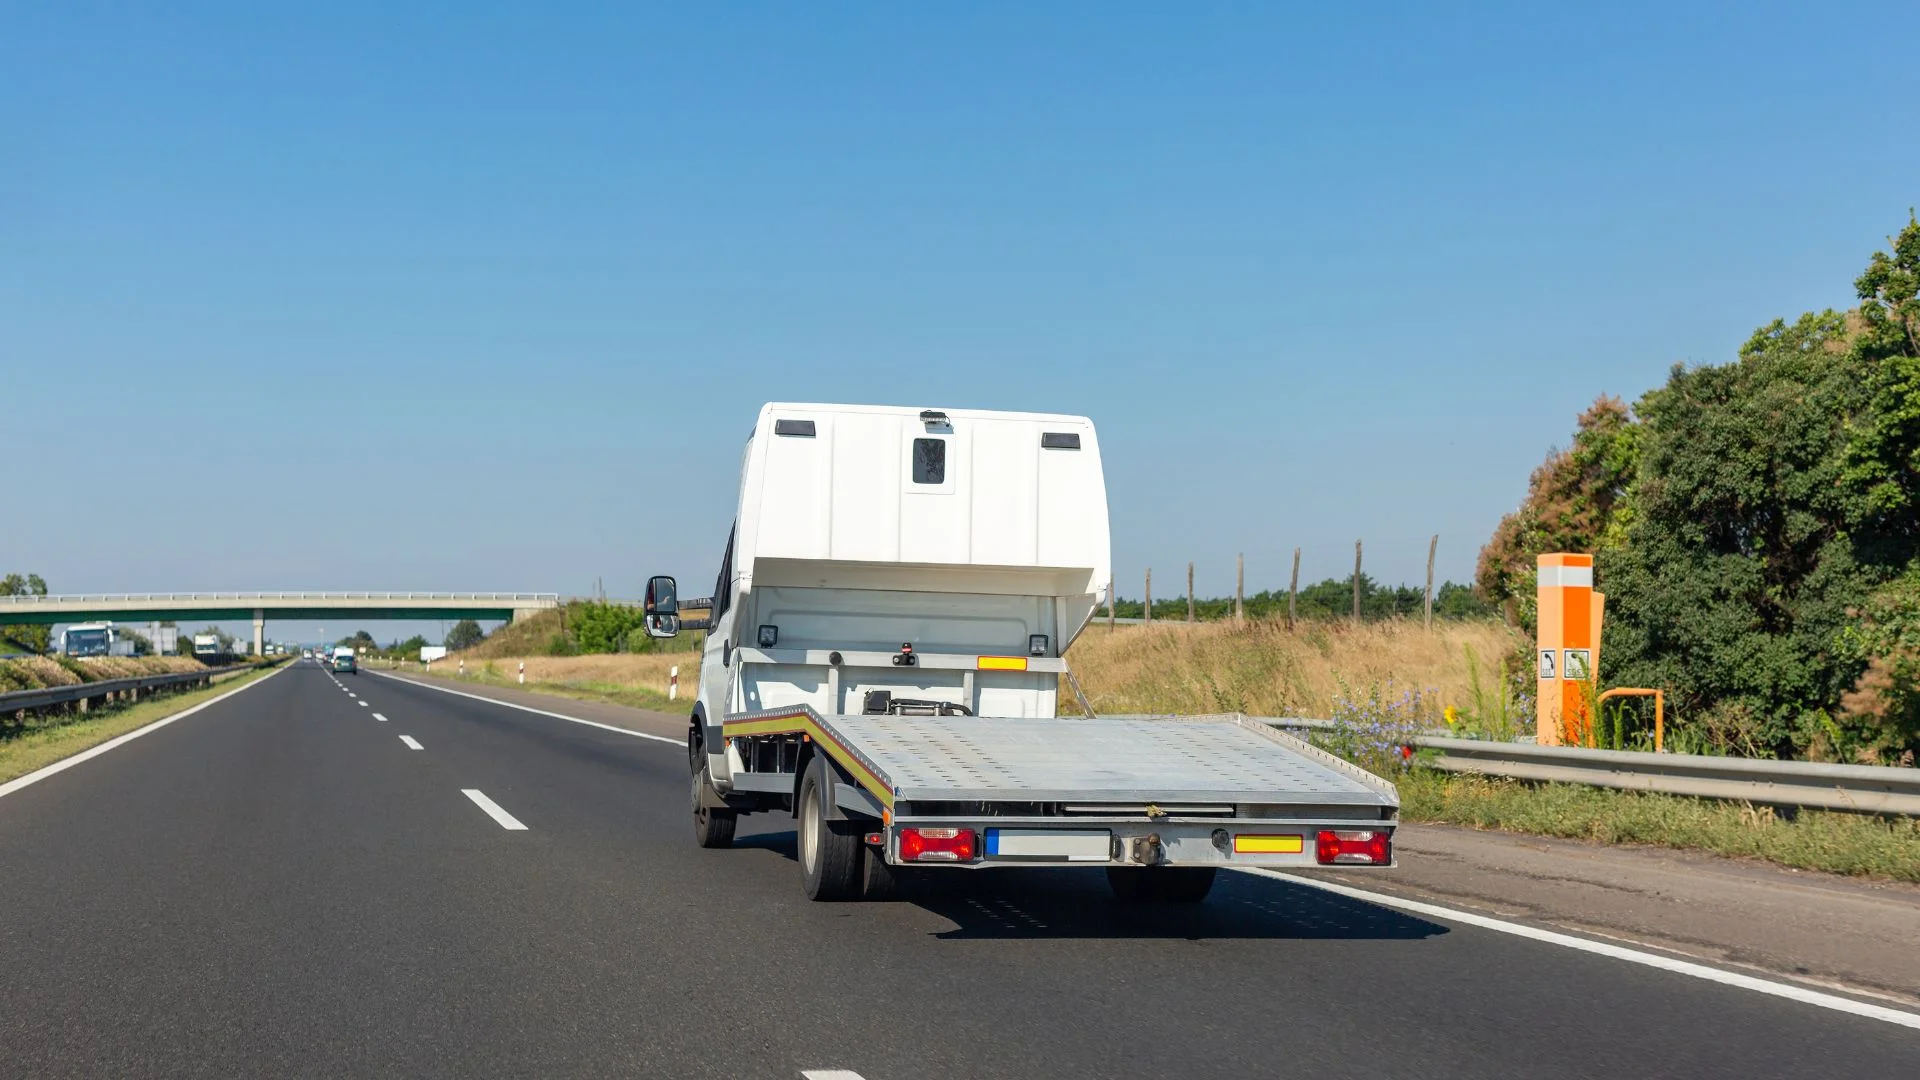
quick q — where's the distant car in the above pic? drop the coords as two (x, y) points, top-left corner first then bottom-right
(331, 646), (357, 674)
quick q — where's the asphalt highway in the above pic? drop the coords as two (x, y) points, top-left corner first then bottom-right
(1, 661), (1913, 1078)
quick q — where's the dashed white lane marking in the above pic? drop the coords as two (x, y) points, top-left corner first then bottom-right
(358, 701), (368, 707)
(1255, 870), (1920, 1031)
(367, 669), (680, 744)
(399, 735), (423, 750)
(0, 666), (287, 801)
(373, 713), (389, 722)
(461, 789), (527, 830)
(801, 1072), (868, 1080)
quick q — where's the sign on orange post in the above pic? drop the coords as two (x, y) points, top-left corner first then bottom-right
(1536, 553), (1602, 745)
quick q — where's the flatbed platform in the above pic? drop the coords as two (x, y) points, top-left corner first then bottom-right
(721, 708), (1399, 810)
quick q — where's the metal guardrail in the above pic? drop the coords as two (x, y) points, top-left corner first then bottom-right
(0, 592), (560, 605)
(1107, 712), (1920, 816)
(0, 660), (278, 715)
(1414, 735), (1920, 817)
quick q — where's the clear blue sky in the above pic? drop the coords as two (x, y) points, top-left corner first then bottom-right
(6, 3), (1918, 643)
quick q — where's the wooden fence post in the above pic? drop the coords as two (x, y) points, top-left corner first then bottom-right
(1288, 547), (1300, 631)
(1352, 539), (1363, 627)
(1187, 562), (1195, 623)
(1425, 534), (1438, 630)
(1144, 569), (1153, 625)
(1235, 553), (1245, 624)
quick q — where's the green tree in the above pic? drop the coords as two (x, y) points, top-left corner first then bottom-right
(1476, 397), (1640, 630)
(1599, 309), (1911, 756)
(570, 601), (646, 653)
(119, 627), (154, 657)
(1835, 569), (1920, 763)
(444, 619), (485, 651)
(1, 572), (52, 653)
(1844, 211), (1920, 526)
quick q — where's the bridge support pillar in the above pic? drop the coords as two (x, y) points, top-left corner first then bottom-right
(512, 607), (541, 624)
(252, 610), (265, 657)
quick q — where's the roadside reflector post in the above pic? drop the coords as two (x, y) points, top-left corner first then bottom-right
(670, 665), (679, 701)
(1536, 553), (1603, 746)
(518, 661), (525, 685)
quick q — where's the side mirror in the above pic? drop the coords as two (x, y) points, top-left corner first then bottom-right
(644, 575), (680, 639)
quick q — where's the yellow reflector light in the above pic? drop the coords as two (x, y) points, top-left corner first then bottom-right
(977, 656), (1029, 671)
(1234, 834), (1305, 855)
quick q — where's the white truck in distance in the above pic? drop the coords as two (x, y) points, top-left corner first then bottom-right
(645, 403), (1399, 902)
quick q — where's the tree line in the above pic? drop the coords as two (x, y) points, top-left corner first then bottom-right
(1108, 577), (1489, 622)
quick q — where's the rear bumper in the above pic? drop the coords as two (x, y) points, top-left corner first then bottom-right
(879, 818), (1396, 870)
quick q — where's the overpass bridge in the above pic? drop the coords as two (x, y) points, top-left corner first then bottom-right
(0, 592), (561, 654)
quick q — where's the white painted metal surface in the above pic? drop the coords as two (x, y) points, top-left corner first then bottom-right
(737, 403), (1109, 595)
(731, 707), (1397, 807)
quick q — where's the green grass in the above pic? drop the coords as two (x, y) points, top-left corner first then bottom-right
(405, 664), (686, 714)
(1398, 768), (1920, 882)
(0, 667), (277, 785)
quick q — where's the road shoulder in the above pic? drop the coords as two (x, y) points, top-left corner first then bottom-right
(1311, 822), (1920, 1005)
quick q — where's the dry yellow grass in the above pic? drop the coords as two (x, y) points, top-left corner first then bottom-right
(0, 655), (206, 692)
(74, 657), (206, 679)
(1063, 617), (1521, 719)
(433, 652), (691, 689)
(421, 617), (1519, 722)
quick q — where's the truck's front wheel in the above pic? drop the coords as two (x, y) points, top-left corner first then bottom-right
(691, 756), (736, 849)
(798, 763), (863, 901)
(1106, 866), (1216, 904)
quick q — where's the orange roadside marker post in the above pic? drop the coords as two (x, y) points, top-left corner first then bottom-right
(1536, 553), (1604, 746)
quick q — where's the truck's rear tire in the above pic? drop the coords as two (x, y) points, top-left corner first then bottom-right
(691, 757), (736, 849)
(862, 844), (906, 901)
(798, 763), (863, 901)
(1106, 866), (1216, 904)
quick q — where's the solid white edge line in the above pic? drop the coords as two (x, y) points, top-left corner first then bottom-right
(462, 788), (527, 830)
(367, 669), (680, 744)
(399, 735), (423, 750)
(801, 1072), (868, 1080)
(372, 712), (388, 722)
(0, 664), (286, 801)
(1252, 869), (1920, 1031)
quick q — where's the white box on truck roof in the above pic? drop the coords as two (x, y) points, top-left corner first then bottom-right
(738, 403), (1110, 601)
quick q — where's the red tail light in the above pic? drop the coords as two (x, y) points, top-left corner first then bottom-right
(898, 827), (976, 862)
(1316, 829), (1391, 865)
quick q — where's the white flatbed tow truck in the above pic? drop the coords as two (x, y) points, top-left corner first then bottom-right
(646, 403), (1398, 902)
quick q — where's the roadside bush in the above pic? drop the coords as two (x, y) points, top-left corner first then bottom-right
(1311, 679), (1433, 776)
